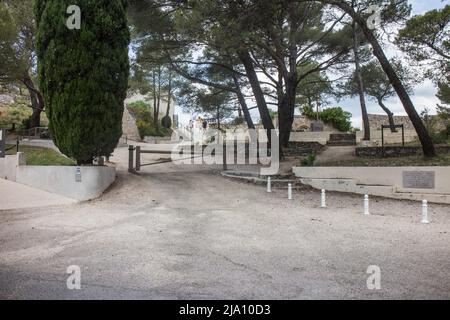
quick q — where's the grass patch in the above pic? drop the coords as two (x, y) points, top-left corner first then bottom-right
(6, 145), (75, 166)
(314, 153), (450, 167)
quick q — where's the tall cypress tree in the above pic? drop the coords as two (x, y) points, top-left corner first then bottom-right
(35, 0), (130, 164)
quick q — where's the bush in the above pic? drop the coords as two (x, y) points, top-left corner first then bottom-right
(300, 153), (316, 166)
(230, 116), (245, 126)
(301, 105), (352, 132)
(127, 101), (172, 139)
(319, 107), (352, 132)
(36, 0), (130, 164)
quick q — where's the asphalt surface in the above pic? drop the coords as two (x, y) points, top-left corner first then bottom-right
(1, 150), (449, 299)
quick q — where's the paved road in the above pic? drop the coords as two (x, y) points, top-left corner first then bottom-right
(1, 150), (449, 299)
(0, 179), (75, 211)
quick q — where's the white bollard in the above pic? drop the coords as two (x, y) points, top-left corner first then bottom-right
(267, 177), (272, 193)
(364, 195), (370, 215)
(321, 189), (326, 208)
(288, 183), (293, 200)
(421, 200), (429, 224)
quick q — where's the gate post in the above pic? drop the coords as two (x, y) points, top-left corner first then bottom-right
(135, 146), (141, 171)
(128, 145), (134, 173)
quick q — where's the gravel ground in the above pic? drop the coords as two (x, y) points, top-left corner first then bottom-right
(0, 147), (449, 299)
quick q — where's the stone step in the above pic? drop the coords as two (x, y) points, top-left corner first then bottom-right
(326, 141), (357, 146)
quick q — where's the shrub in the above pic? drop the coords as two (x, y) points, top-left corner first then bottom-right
(36, 0), (130, 164)
(319, 107), (352, 132)
(301, 105), (352, 132)
(300, 153), (316, 166)
(127, 101), (172, 139)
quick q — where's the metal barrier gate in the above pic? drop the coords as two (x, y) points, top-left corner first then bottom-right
(128, 144), (228, 173)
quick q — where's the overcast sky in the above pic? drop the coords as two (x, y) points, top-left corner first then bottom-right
(175, 0), (448, 128)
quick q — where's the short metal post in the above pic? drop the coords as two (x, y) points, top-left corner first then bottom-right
(128, 145), (134, 173)
(267, 177), (272, 193)
(364, 195), (370, 215)
(421, 200), (429, 224)
(135, 146), (141, 171)
(321, 189), (326, 208)
(288, 183), (293, 200)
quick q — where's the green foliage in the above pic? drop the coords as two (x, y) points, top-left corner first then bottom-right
(0, 98), (49, 129)
(301, 105), (352, 132)
(230, 116), (245, 126)
(127, 101), (171, 139)
(320, 107), (352, 132)
(268, 110), (278, 120)
(342, 58), (416, 102)
(296, 62), (332, 109)
(396, 5), (449, 84)
(35, 0), (130, 164)
(420, 107), (450, 145)
(437, 80), (450, 106)
(300, 153), (316, 167)
(0, 0), (35, 82)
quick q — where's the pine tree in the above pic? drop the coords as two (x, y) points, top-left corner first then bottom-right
(35, 0), (130, 164)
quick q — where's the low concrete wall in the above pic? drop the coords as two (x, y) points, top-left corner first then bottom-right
(0, 153), (25, 180)
(289, 132), (333, 145)
(1, 153), (116, 201)
(293, 166), (450, 204)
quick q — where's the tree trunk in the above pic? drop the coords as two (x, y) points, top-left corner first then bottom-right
(22, 75), (44, 129)
(232, 73), (255, 130)
(352, 22), (370, 140)
(165, 68), (172, 118)
(156, 66), (161, 131)
(278, 78), (297, 148)
(326, 0), (436, 156)
(152, 70), (158, 130)
(237, 49), (274, 144)
(378, 99), (396, 132)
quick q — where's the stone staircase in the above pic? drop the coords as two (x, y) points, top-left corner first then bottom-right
(326, 133), (356, 146)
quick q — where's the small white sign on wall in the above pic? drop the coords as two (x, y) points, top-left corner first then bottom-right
(75, 167), (82, 182)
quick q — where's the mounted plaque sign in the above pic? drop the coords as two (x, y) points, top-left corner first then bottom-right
(402, 171), (435, 189)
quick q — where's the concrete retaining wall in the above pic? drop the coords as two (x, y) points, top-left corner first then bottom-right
(289, 132), (332, 145)
(1, 153), (116, 201)
(288, 130), (418, 145)
(0, 153), (25, 180)
(293, 166), (450, 204)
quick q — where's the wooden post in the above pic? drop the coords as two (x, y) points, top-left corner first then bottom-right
(135, 146), (141, 171)
(128, 145), (134, 173)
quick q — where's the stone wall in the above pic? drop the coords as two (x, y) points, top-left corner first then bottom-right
(367, 114), (445, 132)
(274, 116), (339, 132)
(368, 114), (415, 131)
(356, 145), (450, 158)
(356, 129), (418, 145)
